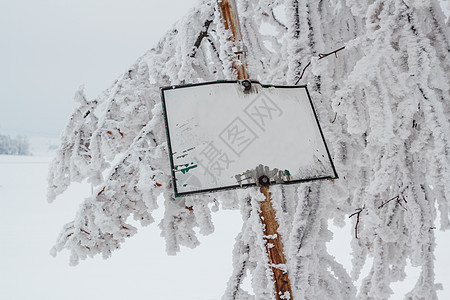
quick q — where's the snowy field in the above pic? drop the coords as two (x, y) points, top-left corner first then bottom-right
(1, 154), (449, 299)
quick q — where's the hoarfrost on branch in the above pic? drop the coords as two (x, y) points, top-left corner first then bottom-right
(48, 0), (450, 299)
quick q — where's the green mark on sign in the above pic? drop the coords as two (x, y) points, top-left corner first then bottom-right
(174, 162), (198, 174)
(180, 164), (198, 174)
(284, 169), (292, 180)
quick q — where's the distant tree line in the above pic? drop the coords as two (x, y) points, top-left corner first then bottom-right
(0, 133), (30, 155)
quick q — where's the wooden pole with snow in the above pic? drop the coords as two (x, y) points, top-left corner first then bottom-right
(217, 0), (249, 80)
(258, 176), (293, 300)
(217, 1), (293, 299)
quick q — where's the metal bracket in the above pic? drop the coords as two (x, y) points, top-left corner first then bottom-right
(239, 79), (252, 92)
(232, 45), (248, 55)
(259, 175), (270, 186)
(235, 164), (289, 187)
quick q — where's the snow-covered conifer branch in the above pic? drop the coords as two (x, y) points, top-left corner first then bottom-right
(49, 0), (450, 298)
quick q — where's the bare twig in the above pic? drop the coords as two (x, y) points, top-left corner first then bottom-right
(295, 46), (346, 85)
(331, 112), (338, 123)
(271, 9), (288, 31)
(378, 195), (399, 209)
(206, 37), (221, 61)
(378, 195), (407, 210)
(295, 61), (311, 85)
(398, 194), (408, 210)
(151, 175), (162, 187)
(97, 186), (105, 196)
(349, 206), (365, 239)
(190, 18), (214, 58)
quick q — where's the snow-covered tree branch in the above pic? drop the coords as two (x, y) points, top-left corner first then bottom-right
(48, 0), (450, 298)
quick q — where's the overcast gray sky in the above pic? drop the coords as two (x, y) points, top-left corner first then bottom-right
(1, 1), (448, 139)
(0, 0), (198, 138)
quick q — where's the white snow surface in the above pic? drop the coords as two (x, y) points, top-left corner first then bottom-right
(0, 154), (241, 299)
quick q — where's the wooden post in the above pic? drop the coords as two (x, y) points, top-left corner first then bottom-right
(217, 1), (293, 298)
(259, 177), (293, 300)
(217, 0), (249, 80)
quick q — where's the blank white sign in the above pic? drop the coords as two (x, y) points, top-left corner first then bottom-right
(161, 81), (337, 197)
